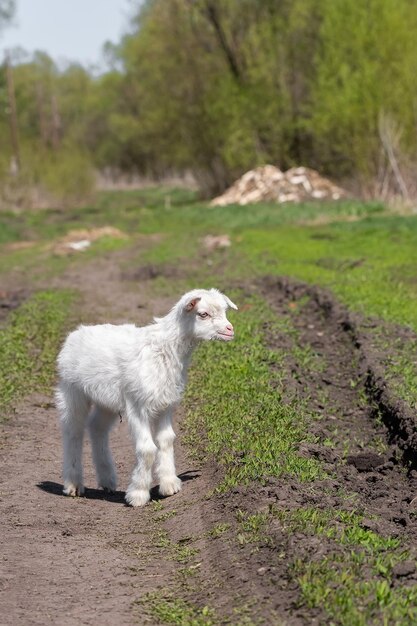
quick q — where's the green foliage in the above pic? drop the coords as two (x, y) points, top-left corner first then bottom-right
(0, 53), (95, 203)
(2, 188), (417, 625)
(208, 523), (230, 538)
(36, 149), (94, 203)
(371, 333), (417, 409)
(2, 0), (417, 194)
(101, 0), (417, 190)
(235, 503), (415, 625)
(0, 187), (383, 245)
(0, 290), (75, 420)
(152, 529), (199, 563)
(308, 0), (417, 178)
(240, 215), (417, 330)
(0, 0), (14, 31)
(236, 510), (271, 545)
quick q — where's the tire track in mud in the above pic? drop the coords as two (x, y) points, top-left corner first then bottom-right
(261, 275), (417, 472)
(240, 276), (417, 621)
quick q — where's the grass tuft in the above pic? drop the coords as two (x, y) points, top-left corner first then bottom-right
(0, 289), (75, 420)
(138, 593), (216, 626)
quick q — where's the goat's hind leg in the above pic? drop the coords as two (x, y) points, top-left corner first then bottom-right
(57, 383), (90, 497)
(88, 405), (118, 493)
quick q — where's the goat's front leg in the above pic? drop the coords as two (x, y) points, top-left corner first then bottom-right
(155, 410), (182, 497)
(125, 402), (157, 507)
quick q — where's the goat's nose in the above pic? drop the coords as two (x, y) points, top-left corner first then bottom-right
(226, 323), (234, 333)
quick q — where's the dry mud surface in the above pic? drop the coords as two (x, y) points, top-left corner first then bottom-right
(1, 251), (417, 625)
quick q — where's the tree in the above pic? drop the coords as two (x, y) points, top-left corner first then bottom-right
(2, 0), (417, 199)
(307, 0), (417, 181)
(0, 0), (14, 33)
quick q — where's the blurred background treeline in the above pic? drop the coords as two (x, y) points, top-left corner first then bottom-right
(1, 0), (417, 205)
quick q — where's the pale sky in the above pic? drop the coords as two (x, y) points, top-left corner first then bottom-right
(1, 0), (138, 70)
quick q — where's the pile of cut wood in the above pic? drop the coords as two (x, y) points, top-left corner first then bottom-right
(211, 165), (347, 206)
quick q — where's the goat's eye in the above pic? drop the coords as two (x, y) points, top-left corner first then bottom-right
(198, 312), (209, 319)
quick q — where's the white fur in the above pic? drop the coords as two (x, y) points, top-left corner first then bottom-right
(56, 288), (237, 506)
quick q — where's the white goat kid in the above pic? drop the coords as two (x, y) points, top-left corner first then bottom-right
(56, 288), (237, 507)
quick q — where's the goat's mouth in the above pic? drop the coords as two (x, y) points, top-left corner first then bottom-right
(216, 332), (234, 341)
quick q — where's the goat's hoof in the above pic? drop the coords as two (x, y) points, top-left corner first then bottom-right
(159, 477), (182, 497)
(125, 488), (150, 507)
(98, 475), (117, 493)
(101, 486), (116, 494)
(63, 483), (85, 497)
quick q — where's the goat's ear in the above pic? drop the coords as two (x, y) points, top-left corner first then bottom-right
(224, 295), (238, 311)
(185, 297), (201, 312)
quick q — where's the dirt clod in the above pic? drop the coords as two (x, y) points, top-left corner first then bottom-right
(0, 289), (29, 323)
(346, 452), (386, 472)
(392, 561), (416, 578)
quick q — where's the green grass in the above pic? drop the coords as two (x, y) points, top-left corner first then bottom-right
(386, 350), (417, 410)
(184, 293), (324, 489)
(240, 217), (417, 330)
(295, 554), (417, 626)
(0, 187), (198, 245)
(3, 189), (417, 336)
(234, 503), (415, 625)
(87, 190), (417, 333)
(235, 510), (271, 546)
(137, 594), (216, 626)
(208, 523), (230, 538)
(233, 502), (417, 625)
(276, 507), (400, 551)
(373, 334), (417, 410)
(0, 289), (75, 420)
(0, 232), (133, 280)
(153, 528), (200, 564)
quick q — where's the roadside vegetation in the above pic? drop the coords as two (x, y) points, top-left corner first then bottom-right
(184, 294), (325, 489)
(0, 289), (75, 421)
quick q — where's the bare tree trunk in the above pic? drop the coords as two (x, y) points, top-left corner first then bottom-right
(36, 83), (49, 147)
(51, 94), (62, 150)
(378, 113), (409, 201)
(204, 0), (242, 83)
(5, 51), (20, 173)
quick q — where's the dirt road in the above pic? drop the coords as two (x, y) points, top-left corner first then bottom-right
(0, 253), (209, 625)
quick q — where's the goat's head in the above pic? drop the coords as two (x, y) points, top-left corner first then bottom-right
(179, 288), (238, 342)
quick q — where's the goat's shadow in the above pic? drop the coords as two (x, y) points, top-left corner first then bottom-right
(37, 470), (201, 506)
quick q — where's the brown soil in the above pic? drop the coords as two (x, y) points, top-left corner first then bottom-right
(0, 289), (29, 324)
(1, 250), (417, 625)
